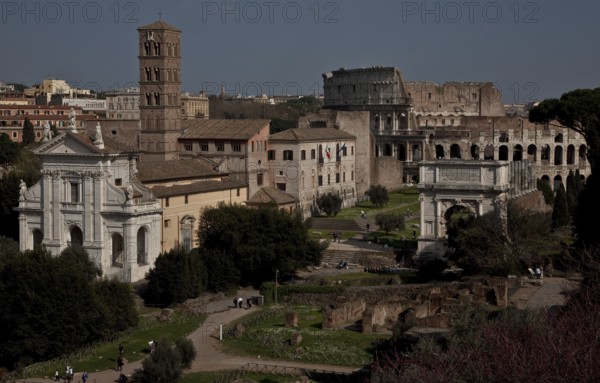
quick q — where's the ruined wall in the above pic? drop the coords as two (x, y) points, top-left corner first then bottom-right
(511, 191), (552, 213)
(373, 156), (404, 191)
(322, 296), (366, 329)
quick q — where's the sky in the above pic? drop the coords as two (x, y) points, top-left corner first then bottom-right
(2, 0), (599, 102)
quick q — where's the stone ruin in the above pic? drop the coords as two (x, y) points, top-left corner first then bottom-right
(321, 277), (511, 332)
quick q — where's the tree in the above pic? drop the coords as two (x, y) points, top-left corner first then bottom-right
(552, 183), (569, 228)
(130, 338), (194, 383)
(450, 202), (551, 275)
(317, 192), (342, 217)
(0, 133), (20, 165)
(21, 117), (35, 146)
(375, 213), (405, 235)
(530, 88), (600, 247)
(142, 247), (207, 306)
(536, 178), (554, 205)
(270, 118), (296, 134)
(197, 204), (326, 290)
(366, 184), (389, 208)
(566, 170), (580, 220)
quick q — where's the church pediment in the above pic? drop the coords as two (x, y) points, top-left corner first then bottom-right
(35, 132), (104, 156)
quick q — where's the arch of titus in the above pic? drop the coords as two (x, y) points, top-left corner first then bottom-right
(417, 160), (535, 258)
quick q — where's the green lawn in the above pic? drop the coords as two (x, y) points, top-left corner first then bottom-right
(334, 187), (419, 220)
(222, 306), (383, 367)
(30, 312), (206, 378)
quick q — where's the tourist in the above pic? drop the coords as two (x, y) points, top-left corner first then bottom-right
(82, 371), (88, 383)
(118, 343), (124, 357)
(117, 356), (124, 371)
(54, 370), (59, 381)
(237, 297), (243, 309)
(233, 298), (238, 308)
(246, 297), (252, 309)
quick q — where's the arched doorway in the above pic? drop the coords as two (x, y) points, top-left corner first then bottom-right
(445, 205), (475, 242)
(398, 144), (406, 161)
(137, 227), (147, 264)
(499, 145), (509, 161)
(69, 226), (83, 247)
(112, 233), (124, 266)
(471, 145), (480, 160)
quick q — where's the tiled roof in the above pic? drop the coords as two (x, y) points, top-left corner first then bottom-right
(35, 131), (137, 155)
(180, 119), (270, 140)
(269, 128), (355, 142)
(150, 179), (246, 198)
(138, 20), (181, 32)
(247, 187), (297, 205)
(137, 158), (221, 183)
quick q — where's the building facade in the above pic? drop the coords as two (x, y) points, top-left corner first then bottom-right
(106, 88), (141, 120)
(268, 127), (357, 218)
(181, 92), (209, 119)
(17, 131), (162, 282)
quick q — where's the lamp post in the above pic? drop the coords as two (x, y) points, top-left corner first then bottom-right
(275, 269), (279, 305)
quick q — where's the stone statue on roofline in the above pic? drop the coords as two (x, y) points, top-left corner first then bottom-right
(42, 121), (52, 141)
(68, 108), (77, 133)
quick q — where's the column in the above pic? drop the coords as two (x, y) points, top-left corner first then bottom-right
(19, 214), (27, 251)
(83, 173), (93, 243)
(42, 172), (51, 241)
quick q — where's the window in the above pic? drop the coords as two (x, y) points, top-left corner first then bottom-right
(301, 150), (306, 160)
(180, 216), (194, 252)
(327, 174), (331, 185)
(268, 150), (276, 160)
(216, 142), (224, 151)
(311, 149), (316, 159)
(12, 131), (17, 138)
(343, 172), (346, 182)
(184, 195), (189, 204)
(236, 188), (240, 197)
(351, 171), (354, 181)
(351, 146), (354, 155)
(276, 183), (286, 191)
(115, 178), (122, 186)
(318, 175), (323, 186)
(165, 197), (170, 207)
(164, 220), (170, 228)
(336, 173), (340, 183)
(232, 143), (241, 152)
(184, 143), (193, 151)
(257, 173), (263, 186)
(70, 182), (80, 203)
(283, 150), (293, 161)
(200, 142), (208, 151)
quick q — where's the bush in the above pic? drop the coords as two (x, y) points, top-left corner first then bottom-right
(317, 192), (342, 217)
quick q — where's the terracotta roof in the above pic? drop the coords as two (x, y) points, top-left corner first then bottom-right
(180, 119), (270, 140)
(150, 179), (246, 198)
(247, 187), (297, 205)
(138, 20), (181, 32)
(269, 128), (355, 142)
(35, 131), (137, 155)
(137, 158), (222, 183)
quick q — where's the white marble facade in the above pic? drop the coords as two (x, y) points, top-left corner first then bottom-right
(17, 132), (162, 282)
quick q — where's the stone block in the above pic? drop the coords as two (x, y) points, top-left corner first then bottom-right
(285, 312), (299, 327)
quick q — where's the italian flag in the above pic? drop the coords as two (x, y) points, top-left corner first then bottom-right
(325, 146), (331, 159)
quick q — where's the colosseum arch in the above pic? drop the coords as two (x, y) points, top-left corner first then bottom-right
(541, 145), (551, 162)
(384, 144), (392, 156)
(450, 144), (461, 159)
(513, 145), (523, 161)
(499, 132), (509, 143)
(527, 145), (537, 161)
(554, 146), (563, 165)
(436, 145), (445, 159)
(398, 144), (407, 161)
(553, 175), (563, 191)
(555, 133), (563, 143)
(499, 145), (509, 161)
(484, 145), (494, 160)
(567, 145), (576, 165)
(579, 145), (587, 162)
(470, 144), (480, 160)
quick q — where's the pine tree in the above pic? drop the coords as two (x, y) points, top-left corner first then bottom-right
(552, 183), (569, 227)
(22, 118), (35, 146)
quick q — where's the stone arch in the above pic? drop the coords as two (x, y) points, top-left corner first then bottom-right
(112, 233), (124, 265)
(450, 144), (461, 159)
(397, 144), (406, 161)
(513, 144), (523, 161)
(69, 226), (83, 247)
(435, 145), (445, 159)
(567, 145), (575, 165)
(470, 144), (480, 160)
(555, 133), (563, 143)
(541, 175), (550, 183)
(541, 144), (550, 161)
(527, 144), (537, 161)
(554, 146), (563, 165)
(137, 226), (148, 264)
(499, 132), (509, 143)
(384, 144), (392, 156)
(499, 145), (509, 161)
(484, 144), (494, 160)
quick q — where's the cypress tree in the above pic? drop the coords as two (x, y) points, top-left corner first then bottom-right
(552, 183), (569, 227)
(21, 117), (35, 146)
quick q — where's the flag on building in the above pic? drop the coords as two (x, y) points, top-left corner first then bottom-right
(325, 146), (331, 159)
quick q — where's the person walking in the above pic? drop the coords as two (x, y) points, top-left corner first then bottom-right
(82, 371), (88, 383)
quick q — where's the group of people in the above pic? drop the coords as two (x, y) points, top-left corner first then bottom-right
(233, 297), (253, 309)
(54, 366), (87, 383)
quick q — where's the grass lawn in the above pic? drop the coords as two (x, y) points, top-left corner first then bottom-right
(222, 306), (383, 367)
(31, 312), (206, 378)
(334, 187), (419, 220)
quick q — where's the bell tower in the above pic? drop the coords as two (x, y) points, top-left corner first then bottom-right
(137, 21), (182, 161)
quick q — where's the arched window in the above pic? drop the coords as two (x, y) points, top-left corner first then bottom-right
(527, 145), (537, 161)
(499, 133), (509, 143)
(436, 145), (445, 159)
(112, 233), (124, 266)
(471, 145), (480, 160)
(555, 133), (563, 143)
(384, 144), (392, 156)
(484, 145), (494, 160)
(567, 145), (575, 165)
(554, 146), (563, 165)
(553, 175), (563, 191)
(69, 226), (83, 247)
(499, 145), (509, 161)
(579, 145), (587, 162)
(398, 144), (406, 161)
(137, 227), (147, 264)
(541, 145), (550, 161)
(33, 229), (43, 249)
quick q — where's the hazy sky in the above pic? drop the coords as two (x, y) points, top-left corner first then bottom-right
(2, 0), (599, 102)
